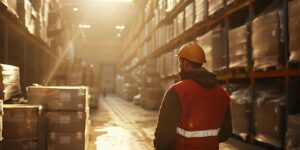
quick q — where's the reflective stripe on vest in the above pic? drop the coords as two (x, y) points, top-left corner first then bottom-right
(176, 127), (220, 138)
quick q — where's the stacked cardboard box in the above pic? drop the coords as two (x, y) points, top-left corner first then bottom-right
(196, 25), (226, 71)
(285, 113), (300, 150)
(177, 11), (185, 35)
(140, 60), (163, 110)
(254, 84), (285, 148)
(0, 64), (21, 102)
(230, 86), (251, 140)
(185, 2), (194, 30)
(0, 104), (44, 150)
(27, 86), (89, 150)
(252, 10), (284, 70)
(289, 0), (300, 63)
(195, 0), (208, 23)
(229, 24), (249, 68)
(208, 0), (224, 15)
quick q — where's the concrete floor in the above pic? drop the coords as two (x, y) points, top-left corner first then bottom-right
(88, 95), (265, 150)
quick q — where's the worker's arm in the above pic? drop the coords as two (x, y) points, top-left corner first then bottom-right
(154, 88), (181, 150)
(218, 107), (232, 143)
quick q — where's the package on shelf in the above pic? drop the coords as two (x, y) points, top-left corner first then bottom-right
(140, 87), (164, 110)
(185, 2), (195, 30)
(177, 11), (185, 35)
(0, 139), (38, 150)
(227, 0), (236, 5)
(208, 0), (224, 15)
(47, 111), (88, 132)
(0, 64), (21, 101)
(2, 104), (43, 140)
(230, 85), (251, 140)
(196, 25), (226, 72)
(195, 0), (208, 23)
(47, 132), (87, 150)
(173, 17), (178, 38)
(289, 0), (300, 63)
(166, 0), (176, 12)
(252, 10), (284, 70)
(2, 0), (17, 16)
(172, 49), (179, 75)
(285, 113), (300, 150)
(229, 24), (249, 68)
(123, 83), (138, 101)
(254, 83), (285, 148)
(27, 86), (89, 111)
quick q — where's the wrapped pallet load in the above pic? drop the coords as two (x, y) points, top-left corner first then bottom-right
(0, 64), (21, 102)
(252, 10), (284, 70)
(195, 0), (208, 23)
(289, 0), (300, 63)
(0, 104), (45, 150)
(208, 0), (224, 15)
(185, 2), (194, 30)
(285, 114), (300, 150)
(177, 11), (184, 35)
(27, 86), (89, 150)
(196, 25), (226, 72)
(229, 24), (249, 68)
(230, 85), (251, 140)
(254, 82), (285, 148)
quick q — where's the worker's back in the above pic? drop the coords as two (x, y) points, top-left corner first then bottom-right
(172, 79), (230, 150)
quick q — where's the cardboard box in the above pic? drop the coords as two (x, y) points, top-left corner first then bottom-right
(47, 132), (86, 150)
(185, 2), (194, 30)
(27, 86), (89, 111)
(252, 10), (284, 70)
(285, 114), (300, 150)
(0, 64), (21, 101)
(0, 139), (38, 150)
(195, 0), (208, 23)
(47, 111), (87, 132)
(289, 0), (300, 62)
(2, 104), (43, 140)
(208, 0), (224, 15)
(229, 24), (249, 68)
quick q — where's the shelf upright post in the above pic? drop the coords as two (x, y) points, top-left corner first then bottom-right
(281, 0), (290, 148)
(248, 0), (255, 143)
(224, 0), (230, 92)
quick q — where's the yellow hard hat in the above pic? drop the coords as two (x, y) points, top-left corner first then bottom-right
(177, 42), (207, 64)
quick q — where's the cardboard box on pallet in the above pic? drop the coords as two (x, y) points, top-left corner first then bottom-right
(252, 10), (284, 70)
(196, 25), (226, 72)
(47, 132), (87, 150)
(140, 87), (164, 110)
(1, 104), (45, 150)
(253, 86), (285, 148)
(285, 113), (300, 150)
(0, 64), (21, 102)
(230, 87), (251, 140)
(27, 86), (89, 111)
(185, 2), (194, 30)
(289, 0), (300, 62)
(47, 111), (88, 132)
(195, 0), (207, 23)
(229, 24), (249, 68)
(0, 139), (38, 150)
(208, 0), (224, 15)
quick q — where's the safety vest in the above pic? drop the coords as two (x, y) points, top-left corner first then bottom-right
(172, 80), (230, 150)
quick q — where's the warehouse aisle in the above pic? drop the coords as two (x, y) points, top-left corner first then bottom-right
(88, 95), (265, 150)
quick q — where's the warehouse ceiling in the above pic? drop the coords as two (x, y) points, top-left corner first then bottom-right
(60, 0), (144, 64)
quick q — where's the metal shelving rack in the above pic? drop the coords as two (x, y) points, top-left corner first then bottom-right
(0, 2), (58, 96)
(119, 0), (300, 149)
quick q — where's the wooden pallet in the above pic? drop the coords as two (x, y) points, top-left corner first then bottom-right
(253, 65), (283, 72)
(288, 61), (300, 69)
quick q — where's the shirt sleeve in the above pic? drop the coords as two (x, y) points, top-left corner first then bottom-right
(154, 88), (181, 150)
(218, 106), (233, 143)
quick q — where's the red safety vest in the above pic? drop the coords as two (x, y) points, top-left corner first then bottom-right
(172, 80), (230, 150)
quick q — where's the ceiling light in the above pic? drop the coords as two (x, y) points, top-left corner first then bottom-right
(115, 25), (125, 30)
(79, 24), (91, 29)
(73, 7), (79, 12)
(117, 33), (121, 37)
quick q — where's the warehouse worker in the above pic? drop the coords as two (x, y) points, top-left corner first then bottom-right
(154, 42), (232, 150)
